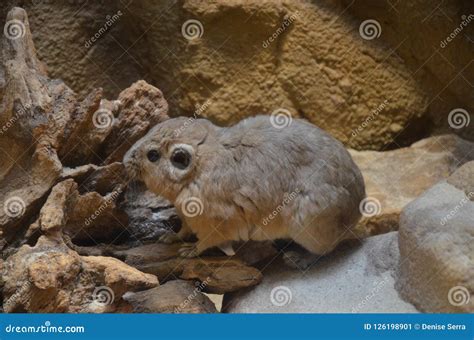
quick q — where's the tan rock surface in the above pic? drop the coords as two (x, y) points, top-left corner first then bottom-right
(2, 236), (158, 313)
(351, 135), (474, 235)
(4, 1), (472, 149)
(123, 280), (217, 313)
(397, 161), (474, 312)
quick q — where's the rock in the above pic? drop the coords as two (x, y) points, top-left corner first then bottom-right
(122, 182), (179, 242)
(123, 280), (217, 313)
(224, 232), (418, 313)
(9, 1), (473, 148)
(0, 7), (175, 253)
(71, 162), (126, 195)
(397, 161), (474, 313)
(64, 187), (128, 244)
(101, 80), (169, 164)
(2, 236), (158, 313)
(0, 7), (72, 247)
(351, 135), (474, 236)
(58, 88), (112, 167)
(110, 242), (264, 294)
(344, 0), (474, 142)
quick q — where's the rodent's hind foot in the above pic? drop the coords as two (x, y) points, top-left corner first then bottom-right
(178, 243), (199, 258)
(158, 232), (181, 244)
(283, 250), (320, 270)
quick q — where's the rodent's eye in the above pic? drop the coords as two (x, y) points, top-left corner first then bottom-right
(147, 150), (160, 163)
(170, 148), (191, 170)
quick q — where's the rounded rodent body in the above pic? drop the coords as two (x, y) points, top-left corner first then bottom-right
(124, 115), (366, 258)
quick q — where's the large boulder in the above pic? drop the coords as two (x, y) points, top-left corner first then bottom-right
(397, 161), (474, 313)
(351, 135), (474, 236)
(3, 0), (472, 148)
(224, 232), (417, 313)
(345, 0), (474, 142)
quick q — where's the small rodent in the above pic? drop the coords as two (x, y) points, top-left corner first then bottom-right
(124, 115), (366, 268)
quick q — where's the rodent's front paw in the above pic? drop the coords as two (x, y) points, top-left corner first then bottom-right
(178, 243), (199, 258)
(158, 232), (180, 244)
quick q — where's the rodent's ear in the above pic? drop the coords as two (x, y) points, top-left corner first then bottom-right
(169, 143), (194, 170)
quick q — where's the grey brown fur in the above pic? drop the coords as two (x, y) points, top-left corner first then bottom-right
(124, 116), (366, 265)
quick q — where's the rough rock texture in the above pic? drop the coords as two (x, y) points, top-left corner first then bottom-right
(0, 7), (171, 313)
(110, 242), (265, 294)
(0, 7), (170, 252)
(0, 6), (70, 247)
(123, 280), (217, 313)
(122, 182), (179, 242)
(345, 0), (474, 142)
(224, 232), (417, 313)
(397, 161), (474, 313)
(2, 0), (472, 148)
(351, 135), (474, 236)
(2, 235), (158, 313)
